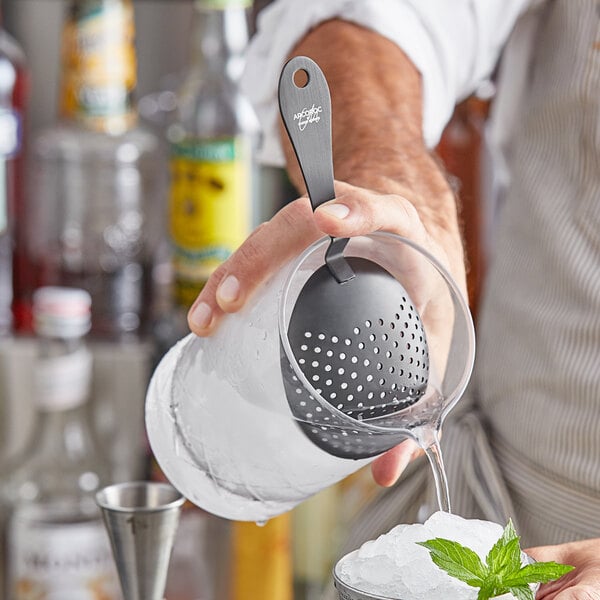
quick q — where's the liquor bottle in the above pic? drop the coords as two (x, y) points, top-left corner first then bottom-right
(21, 0), (163, 340)
(164, 0), (260, 342)
(153, 3), (292, 599)
(0, 286), (118, 600)
(292, 486), (340, 600)
(0, 14), (28, 336)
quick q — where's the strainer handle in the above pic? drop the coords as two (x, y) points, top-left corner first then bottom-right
(278, 56), (354, 283)
(278, 55), (335, 210)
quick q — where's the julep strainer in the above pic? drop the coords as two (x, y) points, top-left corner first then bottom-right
(279, 57), (435, 458)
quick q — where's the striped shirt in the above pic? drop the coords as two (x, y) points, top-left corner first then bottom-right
(328, 0), (600, 557)
(475, 0), (600, 543)
(245, 0), (600, 562)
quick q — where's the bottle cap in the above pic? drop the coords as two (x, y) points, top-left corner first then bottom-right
(33, 286), (92, 339)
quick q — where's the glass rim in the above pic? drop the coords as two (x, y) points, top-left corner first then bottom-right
(333, 547), (539, 599)
(333, 549), (396, 599)
(95, 481), (185, 513)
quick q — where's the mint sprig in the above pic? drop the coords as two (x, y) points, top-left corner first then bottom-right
(417, 519), (574, 600)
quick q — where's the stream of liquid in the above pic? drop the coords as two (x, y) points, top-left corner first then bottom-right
(414, 425), (451, 513)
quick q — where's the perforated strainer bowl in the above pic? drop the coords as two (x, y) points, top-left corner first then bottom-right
(279, 232), (474, 459)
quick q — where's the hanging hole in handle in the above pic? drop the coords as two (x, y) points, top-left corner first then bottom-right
(293, 68), (309, 88)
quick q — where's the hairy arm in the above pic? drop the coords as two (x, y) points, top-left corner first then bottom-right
(283, 19), (466, 291)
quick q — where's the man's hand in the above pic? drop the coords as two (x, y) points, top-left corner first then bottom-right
(370, 438), (423, 486)
(527, 539), (600, 599)
(187, 180), (462, 486)
(187, 18), (469, 487)
(188, 181), (457, 336)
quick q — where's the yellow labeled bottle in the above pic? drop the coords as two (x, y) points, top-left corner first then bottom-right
(167, 0), (259, 313)
(160, 2), (291, 600)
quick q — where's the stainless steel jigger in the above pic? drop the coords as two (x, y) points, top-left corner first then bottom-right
(96, 481), (185, 600)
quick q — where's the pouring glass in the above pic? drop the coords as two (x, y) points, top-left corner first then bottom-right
(145, 231), (474, 522)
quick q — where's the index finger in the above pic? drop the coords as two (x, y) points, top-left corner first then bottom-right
(188, 196), (322, 335)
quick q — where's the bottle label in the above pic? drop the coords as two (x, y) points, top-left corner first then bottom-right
(0, 108), (21, 237)
(169, 137), (252, 308)
(35, 347), (93, 411)
(0, 160), (6, 234)
(8, 512), (119, 600)
(60, 0), (137, 133)
(0, 109), (22, 158)
(195, 0), (252, 9)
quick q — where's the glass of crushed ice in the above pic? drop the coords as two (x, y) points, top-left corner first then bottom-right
(333, 512), (538, 600)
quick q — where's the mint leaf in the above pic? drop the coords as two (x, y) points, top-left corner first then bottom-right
(508, 584), (535, 600)
(502, 562), (575, 587)
(486, 520), (521, 576)
(417, 538), (487, 586)
(477, 586), (494, 600)
(500, 519), (519, 545)
(487, 537), (522, 577)
(419, 518), (575, 600)
(477, 580), (499, 600)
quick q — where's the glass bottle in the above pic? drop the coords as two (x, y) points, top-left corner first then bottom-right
(152, 4), (270, 599)
(0, 286), (118, 600)
(21, 0), (163, 340)
(0, 12), (28, 336)
(162, 0), (260, 345)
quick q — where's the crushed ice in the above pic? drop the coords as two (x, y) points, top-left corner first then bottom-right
(337, 511), (528, 600)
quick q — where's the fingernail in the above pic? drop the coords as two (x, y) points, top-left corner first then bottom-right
(217, 275), (240, 303)
(317, 203), (350, 219)
(190, 301), (212, 329)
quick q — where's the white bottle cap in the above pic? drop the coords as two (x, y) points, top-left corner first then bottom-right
(33, 286), (92, 339)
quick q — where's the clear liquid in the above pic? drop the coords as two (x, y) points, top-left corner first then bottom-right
(414, 425), (451, 513)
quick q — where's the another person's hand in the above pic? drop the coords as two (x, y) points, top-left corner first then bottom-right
(527, 538), (600, 599)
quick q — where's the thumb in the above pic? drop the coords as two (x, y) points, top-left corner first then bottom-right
(525, 544), (566, 564)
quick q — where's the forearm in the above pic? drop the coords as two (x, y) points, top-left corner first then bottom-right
(282, 20), (465, 283)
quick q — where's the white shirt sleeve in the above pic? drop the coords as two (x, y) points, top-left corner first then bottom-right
(241, 0), (533, 165)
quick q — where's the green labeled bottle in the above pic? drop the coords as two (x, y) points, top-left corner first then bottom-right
(167, 0), (259, 312)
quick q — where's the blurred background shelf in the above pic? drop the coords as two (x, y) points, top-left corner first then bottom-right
(0, 1), (489, 598)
